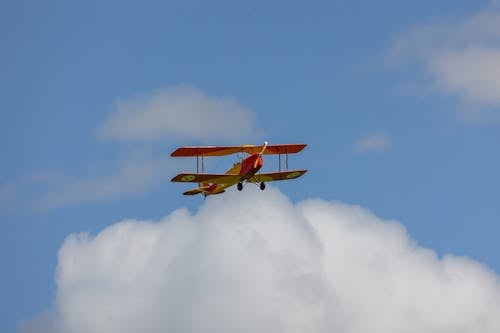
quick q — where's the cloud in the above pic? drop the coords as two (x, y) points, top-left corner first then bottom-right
(1, 86), (261, 212)
(35, 155), (177, 210)
(1, 154), (183, 212)
(353, 133), (392, 153)
(20, 188), (500, 333)
(389, 7), (500, 117)
(98, 85), (260, 144)
(428, 47), (500, 105)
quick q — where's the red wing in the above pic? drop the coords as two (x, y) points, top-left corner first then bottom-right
(171, 146), (245, 157)
(171, 173), (240, 184)
(170, 144), (306, 157)
(262, 144), (307, 155)
(249, 169), (307, 183)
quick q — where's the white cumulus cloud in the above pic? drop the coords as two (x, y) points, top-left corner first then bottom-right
(98, 85), (260, 143)
(20, 188), (500, 333)
(389, 6), (500, 118)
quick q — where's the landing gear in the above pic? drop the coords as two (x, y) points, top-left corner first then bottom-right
(237, 182), (243, 191)
(260, 182), (266, 190)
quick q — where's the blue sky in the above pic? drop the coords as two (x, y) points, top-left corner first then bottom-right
(2, 1), (500, 332)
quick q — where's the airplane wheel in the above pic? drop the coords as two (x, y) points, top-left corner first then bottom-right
(260, 182), (266, 190)
(237, 182), (243, 191)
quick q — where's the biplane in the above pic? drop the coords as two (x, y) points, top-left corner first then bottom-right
(170, 142), (307, 196)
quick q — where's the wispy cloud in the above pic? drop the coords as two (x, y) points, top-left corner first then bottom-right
(98, 85), (261, 144)
(1, 85), (261, 212)
(353, 133), (393, 153)
(0, 155), (183, 212)
(20, 188), (500, 332)
(35, 155), (177, 210)
(0, 182), (19, 213)
(389, 6), (500, 119)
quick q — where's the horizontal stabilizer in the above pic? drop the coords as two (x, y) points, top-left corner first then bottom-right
(183, 188), (204, 195)
(183, 187), (226, 196)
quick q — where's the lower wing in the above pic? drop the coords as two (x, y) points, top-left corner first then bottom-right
(172, 169), (307, 185)
(248, 169), (307, 183)
(171, 173), (241, 185)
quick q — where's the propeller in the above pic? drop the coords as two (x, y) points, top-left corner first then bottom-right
(254, 141), (268, 168)
(259, 141), (268, 155)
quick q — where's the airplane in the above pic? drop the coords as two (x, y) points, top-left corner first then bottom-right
(170, 141), (307, 196)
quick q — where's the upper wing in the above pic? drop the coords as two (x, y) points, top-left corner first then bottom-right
(171, 173), (241, 185)
(171, 146), (247, 157)
(248, 169), (307, 183)
(171, 144), (306, 157)
(262, 144), (307, 155)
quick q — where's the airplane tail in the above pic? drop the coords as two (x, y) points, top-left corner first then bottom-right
(183, 188), (204, 195)
(183, 183), (225, 196)
(182, 183), (209, 195)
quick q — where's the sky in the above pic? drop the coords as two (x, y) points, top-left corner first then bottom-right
(1, 0), (500, 332)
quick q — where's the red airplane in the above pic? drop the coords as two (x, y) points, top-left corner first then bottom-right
(170, 142), (307, 196)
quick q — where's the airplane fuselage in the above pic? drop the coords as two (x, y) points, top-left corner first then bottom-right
(239, 153), (263, 179)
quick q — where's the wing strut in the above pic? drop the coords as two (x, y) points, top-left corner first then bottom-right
(286, 147), (289, 170)
(195, 155), (205, 173)
(277, 150), (290, 172)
